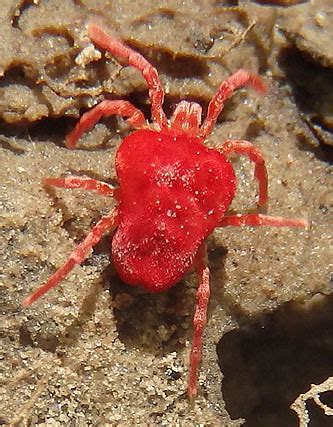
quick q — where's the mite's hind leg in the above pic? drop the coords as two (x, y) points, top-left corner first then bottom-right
(187, 244), (210, 400)
(22, 208), (119, 306)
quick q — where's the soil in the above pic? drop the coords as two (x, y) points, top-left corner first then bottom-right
(1, 0), (332, 425)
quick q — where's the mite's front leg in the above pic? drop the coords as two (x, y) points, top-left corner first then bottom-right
(66, 100), (146, 149)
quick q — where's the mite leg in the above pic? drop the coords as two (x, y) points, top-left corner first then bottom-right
(188, 244), (210, 400)
(200, 69), (266, 139)
(87, 22), (167, 130)
(218, 213), (308, 228)
(67, 100), (146, 149)
(43, 176), (118, 198)
(218, 139), (268, 208)
(22, 208), (119, 306)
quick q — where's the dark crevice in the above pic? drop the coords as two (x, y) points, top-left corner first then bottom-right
(122, 43), (209, 81)
(320, 390), (333, 408)
(11, 0), (36, 29)
(280, 48), (333, 120)
(254, 0), (308, 5)
(19, 319), (60, 353)
(218, 294), (333, 426)
(0, 62), (38, 86)
(243, 117), (266, 140)
(44, 54), (75, 80)
(26, 117), (72, 145)
(298, 119), (333, 164)
(193, 35), (215, 56)
(213, 0), (239, 6)
(32, 27), (75, 47)
(279, 47), (333, 162)
(132, 8), (175, 28)
(207, 235), (229, 316)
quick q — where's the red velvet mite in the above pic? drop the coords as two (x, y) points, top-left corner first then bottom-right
(22, 22), (307, 399)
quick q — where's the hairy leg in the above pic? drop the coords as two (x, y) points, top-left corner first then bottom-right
(218, 139), (268, 208)
(218, 213), (308, 228)
(22, 208), (119, 306)
(67, 100), (146, 149)
(200, 69), (266, 139)
(43, 176), (118, 198)
(88, 22), (167, 130)
(188, 244), (210, 400)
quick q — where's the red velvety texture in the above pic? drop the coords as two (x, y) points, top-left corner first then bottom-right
(112, 129), (236, 291)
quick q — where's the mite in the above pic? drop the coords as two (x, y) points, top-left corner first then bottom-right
(22, 22), (307, 399)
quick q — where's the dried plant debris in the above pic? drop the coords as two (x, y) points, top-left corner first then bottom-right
(291, 377), (333, 427)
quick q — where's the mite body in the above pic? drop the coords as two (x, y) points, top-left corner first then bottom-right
(113, 129), (236, 290)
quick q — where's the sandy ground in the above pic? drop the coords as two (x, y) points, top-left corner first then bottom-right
(1, 0), (332, 425)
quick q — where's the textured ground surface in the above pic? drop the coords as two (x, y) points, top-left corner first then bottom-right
(1, 0), (332, 425)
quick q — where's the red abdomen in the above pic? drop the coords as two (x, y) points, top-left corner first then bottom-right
(112, 129), (236, 291)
